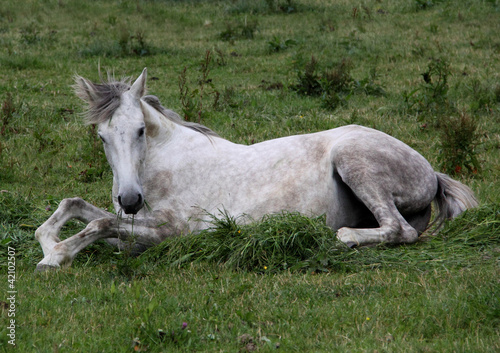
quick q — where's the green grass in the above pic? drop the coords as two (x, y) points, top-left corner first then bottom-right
(0, 0), (499, 351)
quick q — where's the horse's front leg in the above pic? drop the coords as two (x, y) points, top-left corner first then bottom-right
(35, 197), (112, 257)
(35, 212), (180, 271)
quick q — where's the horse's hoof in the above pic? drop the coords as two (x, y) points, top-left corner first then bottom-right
(35, 264), (60, 272)
(345, 241), (357, 248)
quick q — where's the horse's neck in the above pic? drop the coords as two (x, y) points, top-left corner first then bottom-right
(145, 111), (213, 152)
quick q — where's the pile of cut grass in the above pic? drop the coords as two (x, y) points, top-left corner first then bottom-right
(137, 203), (499, 274)
(140, 211), (344, 273)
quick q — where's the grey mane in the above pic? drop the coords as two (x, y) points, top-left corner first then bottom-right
(142, 95), (219, 138)
(75, 76), (132, 125)
(75, 77), (218, 138)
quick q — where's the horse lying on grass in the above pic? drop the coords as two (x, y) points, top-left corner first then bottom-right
(35, 69), (478, 270)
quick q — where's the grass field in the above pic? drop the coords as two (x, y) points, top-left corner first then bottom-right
(0, 0), (499, 351)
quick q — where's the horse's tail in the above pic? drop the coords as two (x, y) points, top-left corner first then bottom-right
(432, 172), (478, 229)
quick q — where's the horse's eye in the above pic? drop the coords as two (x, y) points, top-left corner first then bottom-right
(138, 127), (145, 138)
(98, 133), (106, 143)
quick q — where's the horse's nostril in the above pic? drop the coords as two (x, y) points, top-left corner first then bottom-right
(118, 195), (122, 205)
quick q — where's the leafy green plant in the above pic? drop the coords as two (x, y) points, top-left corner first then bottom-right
(292, 57), (384, 110)
(321, 90), (352, 111)
(403, 57), (454, 120)
(265, 0), (298, 13)
(80, 26), (155, 57)
(353, 68), (387, 97)
(320, 58), (354, 95)
(421, 58), (450, 102)
(415, 0), (444, 11)
(179, 50), (220, 122)
(291, 55), (323, 96)
(117, 27), (153, 56)
(219, 18), (258, 42)
(214, 47), (227, 66)
(219, 86), (240, 109)
(296, 57), (355, 98)
(267, 36), (297, 52)
(437, 111), (481, 175)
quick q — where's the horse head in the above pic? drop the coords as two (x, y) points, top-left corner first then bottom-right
(75, 69), (149, 214)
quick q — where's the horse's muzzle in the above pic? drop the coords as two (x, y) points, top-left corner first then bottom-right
(118, 193), (144, 214)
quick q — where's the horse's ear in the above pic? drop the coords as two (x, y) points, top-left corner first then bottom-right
(140, 98), (161, 138)
(130, 68), (147, 99)
(74, 75), (99, 104)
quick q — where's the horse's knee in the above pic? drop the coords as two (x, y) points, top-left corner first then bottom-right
(400, 226), (418, 243)
(34, 227), (43, 242)
(380, 216), (419, 243)
(59, 197), (86, 210)
(377, 218), (401, 240)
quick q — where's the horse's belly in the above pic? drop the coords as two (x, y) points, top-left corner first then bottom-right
(222, 154), (336, 221)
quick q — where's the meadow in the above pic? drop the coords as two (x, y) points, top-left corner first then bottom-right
(0, 0), (499, 351)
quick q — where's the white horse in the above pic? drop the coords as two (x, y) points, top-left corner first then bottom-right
(35, 69), (478, 270)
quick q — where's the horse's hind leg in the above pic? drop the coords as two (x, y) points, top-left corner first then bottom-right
(331, 130), (438, 246)
(35, 198), (112, 257)
(333, 168), (425, 246)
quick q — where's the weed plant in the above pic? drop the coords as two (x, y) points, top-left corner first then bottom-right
(267, 36), (297, 53)
(292, 56), (385, 110)
(352, 68), (387, 97)
(438, 111), (481, 175)
(227, 0), (300, 15)
(178, 50), (220, 122)
(80, 25), (157, 58)
(403, 57), (454, 121)
(291, 55), (324, 96)
(414, 0), (447, 11)
(265, 0), (298, 14)
(400, 58), (484, 175)
(219, 18), (258, 43)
